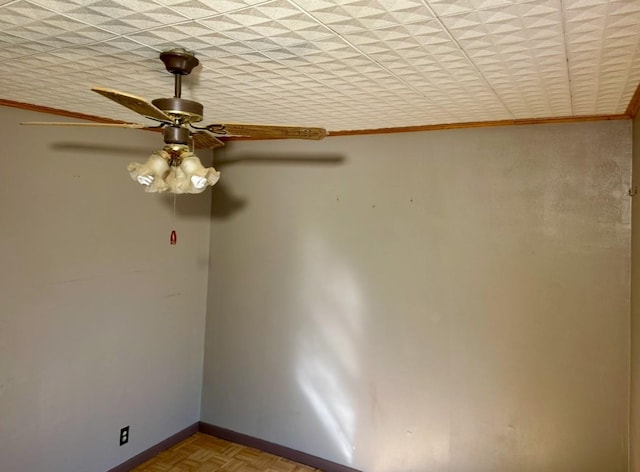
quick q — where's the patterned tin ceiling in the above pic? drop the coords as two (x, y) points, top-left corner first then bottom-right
(1, 0), (639, 132)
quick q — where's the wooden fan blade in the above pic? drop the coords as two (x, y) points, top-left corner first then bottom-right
(91, 87), (172, 122)
(192, 131), (225, 149)
(21, 121), (151, 129)
(207, 123), (327, 140)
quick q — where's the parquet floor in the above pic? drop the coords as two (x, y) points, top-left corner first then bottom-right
(132, 432), (322, 472)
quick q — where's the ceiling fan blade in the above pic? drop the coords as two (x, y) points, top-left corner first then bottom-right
(192, 131), (225, 149)
(207, 123), (327, 140)
(21, 121), (151, 129)
(92, 87), (172, 123)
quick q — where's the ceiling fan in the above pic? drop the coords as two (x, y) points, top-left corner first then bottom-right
(22, 48), (328, 194)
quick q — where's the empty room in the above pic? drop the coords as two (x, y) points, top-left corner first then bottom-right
(2, 1), (640, 472)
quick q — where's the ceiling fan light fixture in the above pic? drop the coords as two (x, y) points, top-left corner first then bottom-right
(127, 149), (219, 194)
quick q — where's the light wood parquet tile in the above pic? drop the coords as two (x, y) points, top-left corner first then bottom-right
(132, 433), (322, 472)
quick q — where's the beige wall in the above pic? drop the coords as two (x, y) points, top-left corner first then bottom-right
(201, 121), (632, 472)
(0, 108), (633, 472)
(632, 110), (640, 471)
(0, 107), (211, 472)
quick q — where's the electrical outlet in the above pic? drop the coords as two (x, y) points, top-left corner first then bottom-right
(119, 426), (130, 446)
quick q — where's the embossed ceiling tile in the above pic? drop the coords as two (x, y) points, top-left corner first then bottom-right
(1, 0), (638, 131)
(345, 32), (463, 71)
(155, 0), (266, 18)
(292, 38), (360, 60)
(619, 60), (640, 107)
(382, 58), (442, 74)
(201, 64), (274, 81)
(5, 14), (89, 39)
(442, 0), (562, 45)
(7, 25), (115, 51)
(198, 27), (329, 55)
(193, 41), (259, 58)
(0, 42), (53, 59)
(205, 51), (273, 69)
(0, 29), (23, 46)
(241, 72), (320, 88)
(372, 48), (472, 75)
(126, 21), (215, 45)
(74, 44), (160, 87)
(0, 0), (58, 28)
(564, 0), (640, 114)
(489, 82), (570, 115)
(427, 0), (540, 17)
(342, 21), (447, 51)
(188, 14), (248, 35)
(126, 24), (260, 58)
(219, 22), (329, 48)
(98, 9), (189, 34)
(198, 0), (303, 29)
(53, 49), (124, 70)
(25, 0), (93, 12)
(32, 0), (157, 15)
(264, 42), (326, 60)
(439, 1), (569, 118)
(291, 0), (434, 34)
(43, 2), (187, 35)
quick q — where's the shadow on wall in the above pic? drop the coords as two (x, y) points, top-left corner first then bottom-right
(212, 151), (344, 167)
(208, 150), (346, 220)
(210, 180), (247, 219)
(51, 141), (159, 156)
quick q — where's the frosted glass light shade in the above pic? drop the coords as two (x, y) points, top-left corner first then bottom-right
(127, 150), (171, 193)
(127, 149), (220, 194)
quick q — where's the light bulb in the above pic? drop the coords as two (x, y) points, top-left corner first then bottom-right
(190, 175), (207, 189)
(137, 175), (154, 186)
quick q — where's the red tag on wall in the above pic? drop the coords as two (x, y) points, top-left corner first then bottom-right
(170, 230), (177, 245)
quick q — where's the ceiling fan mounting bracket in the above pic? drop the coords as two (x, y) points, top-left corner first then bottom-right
(159, 49), (199, 76)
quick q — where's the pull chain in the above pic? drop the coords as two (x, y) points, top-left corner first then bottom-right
(170, 168), (177, 245)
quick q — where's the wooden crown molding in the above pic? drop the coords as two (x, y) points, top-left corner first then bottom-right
(328, 114), (628, 137)
(627, 81), (640, 118)
(1, 97), (632, 139)
(0, 98), (127, 124)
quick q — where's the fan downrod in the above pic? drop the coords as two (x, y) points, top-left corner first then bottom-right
(153, 49), (204, 124)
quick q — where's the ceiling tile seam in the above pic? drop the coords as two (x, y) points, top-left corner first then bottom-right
(564, 3), (609, 113)
(419, 0), (519, 119)
(560, 0), (575, 115)
(589, 16), (607, 114)
(154, 0), (276, 23)
(191, 19), (329, 60)
(286, 0), (452, 114)
(431, 0), (541, 19)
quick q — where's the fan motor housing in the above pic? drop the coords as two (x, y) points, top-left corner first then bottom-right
(163, 126), (191, 146)
(152, 97), (203, 123)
